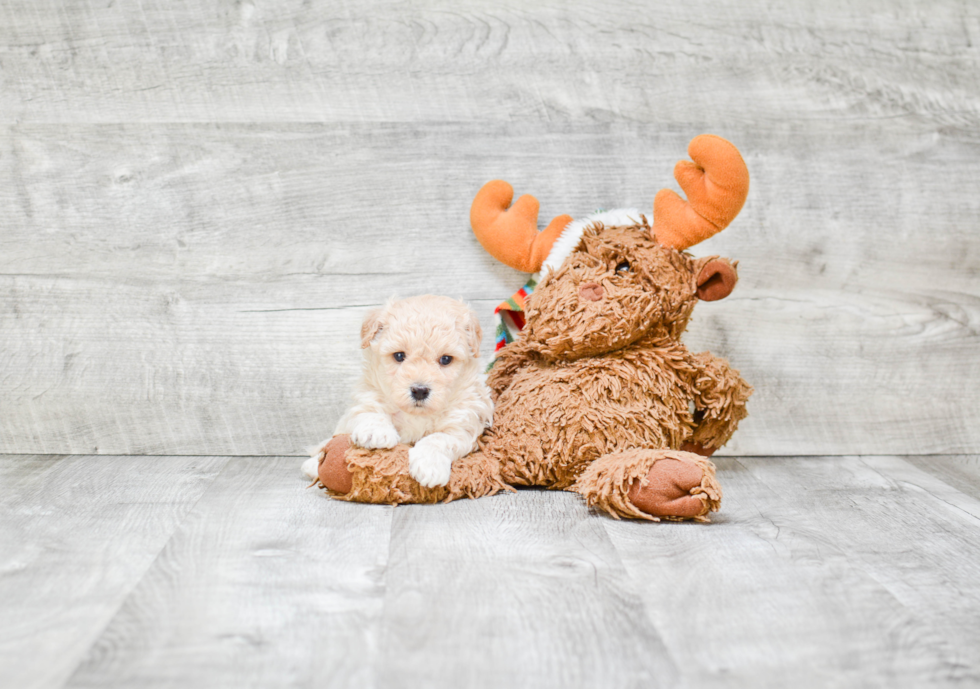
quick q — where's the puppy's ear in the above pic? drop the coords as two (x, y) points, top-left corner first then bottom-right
(360, 307), (385, 348)
(461, 307), (482, 357)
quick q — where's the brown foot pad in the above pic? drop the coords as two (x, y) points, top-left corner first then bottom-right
(317, 434), (354, 494)
(628, 457), (717, 520)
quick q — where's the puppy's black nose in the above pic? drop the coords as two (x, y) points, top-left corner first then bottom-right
(410, 385), (430, 402)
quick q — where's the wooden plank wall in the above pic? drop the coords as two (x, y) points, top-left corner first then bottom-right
(1, 0), (978, 456)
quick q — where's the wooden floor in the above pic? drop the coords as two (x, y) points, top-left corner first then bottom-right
(2, 0), (979, 687)
(2, 453), (979, 688)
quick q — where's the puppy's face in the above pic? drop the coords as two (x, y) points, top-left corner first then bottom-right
(360, 295), (482, 416)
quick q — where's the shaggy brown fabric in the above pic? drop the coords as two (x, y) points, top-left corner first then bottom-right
(313, 437), (511, 505)
(689, 352), (753, 451)
(479, 218), (750, 519)
(680, 442), (716, 457)
(572, 449), (722, 521)
(318, 213), (750, 522)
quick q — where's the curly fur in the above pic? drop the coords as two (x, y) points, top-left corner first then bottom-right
(478, 217), (750, 517)
(304, 295), (493, 488)
(312, 216), (751, 521)
(329, 440), (511, 505)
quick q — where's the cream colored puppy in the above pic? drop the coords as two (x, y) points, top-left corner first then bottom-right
(303, 295), (493, 488)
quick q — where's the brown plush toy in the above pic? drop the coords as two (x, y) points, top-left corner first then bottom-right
(314, 135), (752, 521)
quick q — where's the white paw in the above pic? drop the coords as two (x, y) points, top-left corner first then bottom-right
(350, 415), (399, 449)
(408, 446), (453, 488)
(301, 456), (319, 480)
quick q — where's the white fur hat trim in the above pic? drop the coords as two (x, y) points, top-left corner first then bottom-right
(540, 208), (644, 275)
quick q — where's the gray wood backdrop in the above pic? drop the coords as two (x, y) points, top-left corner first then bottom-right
(1, 0), (978, 457)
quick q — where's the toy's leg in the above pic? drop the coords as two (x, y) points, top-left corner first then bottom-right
(571, 449), (722, 521)
(311, 435), (510, 505)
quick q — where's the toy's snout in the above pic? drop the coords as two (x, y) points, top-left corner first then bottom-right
(579, 283), (604, 302)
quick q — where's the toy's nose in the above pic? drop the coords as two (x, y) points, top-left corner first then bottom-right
(410, 385), (430, 401)
(579, 283), (604, 302)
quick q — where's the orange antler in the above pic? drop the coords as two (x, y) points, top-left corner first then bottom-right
(470, 180), (573, 273)
(652, 135), (750, 251)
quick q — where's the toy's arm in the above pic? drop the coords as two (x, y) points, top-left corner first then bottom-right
(687, 352), (753, 453)
(485, 338), (540, 401)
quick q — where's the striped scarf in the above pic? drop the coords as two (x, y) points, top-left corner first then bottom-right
(493, 273), (540, 354)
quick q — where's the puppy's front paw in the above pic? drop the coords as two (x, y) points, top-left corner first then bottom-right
(350, 415), (399, 449)
(408, 446), (453, 488)
(301, 456), (320, 480)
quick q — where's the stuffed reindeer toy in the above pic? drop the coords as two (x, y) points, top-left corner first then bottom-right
(313, 134), (752, 521)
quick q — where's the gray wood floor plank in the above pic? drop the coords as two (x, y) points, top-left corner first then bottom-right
(904, 455), (980, 504)
(860, 454), (980, 522)
(2, 455), (980, 687)
(377, 490), (677, 689)
(0, 0), (976, 127)
(0, 454), (227, 689)
(63, 457), (393, 689)
(736, 455), (980, 685)
(0, 454), (67, 491)
(602, 456), (977, 688)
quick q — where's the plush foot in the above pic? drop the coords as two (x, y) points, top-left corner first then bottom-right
(628, 456), (719, 520)
(315, 435), (354, 494)
(309, 437), (509, 505)
(572, 449), (721, 521)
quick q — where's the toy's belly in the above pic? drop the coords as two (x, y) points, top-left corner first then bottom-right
(485, 359), (695, 489)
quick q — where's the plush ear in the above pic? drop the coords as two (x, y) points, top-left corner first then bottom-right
(696, 258), (738, 301)
(360, 307), (385, 348)
(461, 307), (483, 357)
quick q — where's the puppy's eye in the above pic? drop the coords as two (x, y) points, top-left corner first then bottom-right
(393, 352), (406, 363)
(439, 355), (454, 366)
(615, 260), (631, 273)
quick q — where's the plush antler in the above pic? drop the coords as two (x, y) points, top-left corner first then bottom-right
(652, 135), (749, 251)
(470, 180), (573, 273)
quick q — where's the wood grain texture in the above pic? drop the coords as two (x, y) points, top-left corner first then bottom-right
(2, 454), (980, 688)
(0, 454), (227, 689)
(603, 455), (980, 687)
(0, 0), (977, 127)
(1, 122), (979, 456)
(905, 454), (980, 503)
(738, 455), (980, 684)
(2, 122), (979, 294)
(1, 0), (978, 457)
(62, 456), (393, 689)
(377, 491), (677, 689)
(0, 454), (65, 490)
(1, 277), (976, 456)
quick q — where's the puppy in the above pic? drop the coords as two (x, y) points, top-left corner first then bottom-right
(303, 295), (493, 488)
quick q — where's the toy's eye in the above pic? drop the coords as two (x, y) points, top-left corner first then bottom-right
(439, 355), (454, 366)
(393, 352), (406, 363)
(615, 260), (631, 273)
